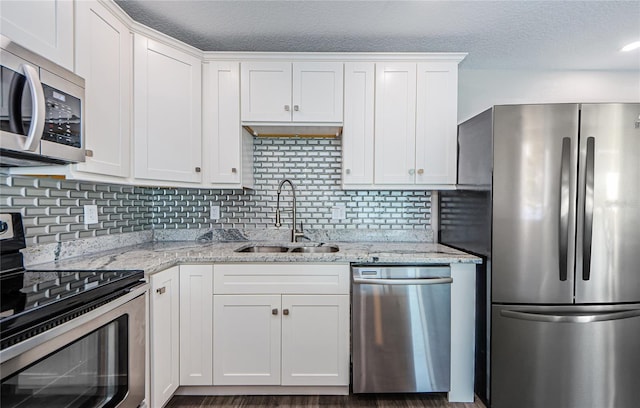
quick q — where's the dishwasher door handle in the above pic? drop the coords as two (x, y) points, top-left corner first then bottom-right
(352, 277), (453, 285)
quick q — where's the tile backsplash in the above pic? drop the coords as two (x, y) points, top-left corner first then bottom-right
(1, 137), (432, 246)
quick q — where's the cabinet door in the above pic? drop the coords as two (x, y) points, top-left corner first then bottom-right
(133, 34), (202, 183)
(241, 62), (291, 122)
(292, 62), (343, 122)
(374, 63), (417, 185)
(0, 0), (74, 70)
(150, 267), (179, 408)
(281, 295), (350, 386)
(213, 295), (281, 385)
(204, 61), (241, 185)
(342, 62), (374, 186)
(179, 265), (213, 386)
(415, 62), (458, 185)
(74, 0), (131, 178)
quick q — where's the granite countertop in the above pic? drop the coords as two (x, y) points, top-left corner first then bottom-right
(27, 241), (481, 276)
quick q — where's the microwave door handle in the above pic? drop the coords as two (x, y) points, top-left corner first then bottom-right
(20, 64), (45, 152)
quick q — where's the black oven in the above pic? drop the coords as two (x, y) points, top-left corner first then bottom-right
(0, 213), (147, 408)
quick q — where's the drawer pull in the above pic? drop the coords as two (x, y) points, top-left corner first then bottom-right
(156, 287), (166, 295)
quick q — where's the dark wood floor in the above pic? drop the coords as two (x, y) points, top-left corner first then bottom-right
(166, 394), (487, 408)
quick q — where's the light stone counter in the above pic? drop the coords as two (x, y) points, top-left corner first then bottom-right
(26, 241), (480, 276)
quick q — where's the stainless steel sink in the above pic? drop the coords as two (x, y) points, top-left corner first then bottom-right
(235, 244), (339, 253)
(235, 245), (289, 253)
(290, 245), (340, 253)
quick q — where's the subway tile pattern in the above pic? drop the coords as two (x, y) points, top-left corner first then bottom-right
(0, 174), (152, 246)
(1, 137), (432, 246)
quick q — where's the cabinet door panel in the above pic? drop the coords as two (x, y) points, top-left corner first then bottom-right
(150, 267), (179, 408)
(134, 35), (202, 183)
(281, 295), (350, 386)
(293, 62), (343, 122)
(179, 265), (213, 386)
(213, 295), (281, 385)
(241, 62), (291, 122)
(374, 63), (417, 184)
(343, 62), (374, 186)
(0, 0), (73, 70)
(415, 62), (458, 185)
(75, 0), (131, 178)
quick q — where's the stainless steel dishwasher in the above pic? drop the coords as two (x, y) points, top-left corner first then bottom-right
(352, 265), (452, 393)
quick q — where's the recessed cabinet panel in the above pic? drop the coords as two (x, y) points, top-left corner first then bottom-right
(213, 295), (281, 385)
(342, 62), (374, 186)
(374, 63), (417, 185)
(134, 34), (202, 183)
(75, 0), (131, 178)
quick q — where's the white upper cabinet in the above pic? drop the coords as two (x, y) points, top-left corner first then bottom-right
(203, 61), (254, 188)
(342, 62), (375, 187)
(133, 34), (202, 184)
(0, 0), (74, 70)
(374, 62), (417, 185)
(241, 61), (343, 123)
(74, 0), (131, 179)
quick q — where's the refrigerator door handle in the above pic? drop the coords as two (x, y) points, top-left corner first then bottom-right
(583, 136), (595, 280)
(559, 137), (571, 281)
(500, 308), (640, 323)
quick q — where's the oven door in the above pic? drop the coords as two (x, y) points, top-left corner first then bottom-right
(0, 287), (146, 408)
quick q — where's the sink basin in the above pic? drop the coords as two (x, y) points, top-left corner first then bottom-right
(290, 245), (340, 253)
(235, 245), (289, 253)
(234, 244), (339, 253)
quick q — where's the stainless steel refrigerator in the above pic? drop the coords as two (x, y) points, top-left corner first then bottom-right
(439, 103), (640, 408)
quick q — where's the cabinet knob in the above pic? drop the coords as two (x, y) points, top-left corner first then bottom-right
(231, 167), (237, 173)
(283, 309), (289, 316)
(156, 287), (166, 295)
(345, 169), (351, 175)
(284, 105), (290, 112)
(85, 149), (94, 157)
(293, 105), (299, 112)
(272, 308), (278, 315)
(417, 168), (424, 175)
(409, 169), (415, 175)
(195, 167), (201, 173)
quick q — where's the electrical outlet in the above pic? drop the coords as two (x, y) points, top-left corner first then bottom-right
(83, 205), (99, 225)
(210, 205), (220, 221)
(331, 204), (346, 220)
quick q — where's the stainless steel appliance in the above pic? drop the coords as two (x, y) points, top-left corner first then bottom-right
(1, 35), (84, 166)
(439, 103), (640, 408)
(352, 265), (452, 393)
(0, 213), (147, 408)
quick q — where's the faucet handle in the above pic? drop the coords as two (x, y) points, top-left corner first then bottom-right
(299, 222), (304, 232)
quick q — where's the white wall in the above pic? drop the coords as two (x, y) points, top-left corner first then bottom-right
(458, 69), (640, 122)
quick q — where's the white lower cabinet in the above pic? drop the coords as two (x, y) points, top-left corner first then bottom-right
(150, 266), (180, 408)
(179, 265), (214, 386)
(212, 263), (351, 387)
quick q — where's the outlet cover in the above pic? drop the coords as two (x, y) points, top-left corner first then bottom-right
(84, 205), (99, 225)
(331, 204), (346, 220)
(210, 205), (220, 221)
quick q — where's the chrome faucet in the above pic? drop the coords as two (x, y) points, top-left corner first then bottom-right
(275, 178), (305, 242)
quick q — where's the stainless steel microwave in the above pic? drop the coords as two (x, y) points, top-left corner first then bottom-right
(1, 35), (85, 166)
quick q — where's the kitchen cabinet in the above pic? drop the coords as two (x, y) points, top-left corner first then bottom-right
(179, 265), (213, 386)
(203, 61), (254, 188)
(74, 0), (131, 179)
(212, 263), (350, 387)
(241, 61), (343, 123)
(150, 266), (180, 408)
(0, 0), (74, 70)
(342, 62), (375, 186)
(133, 34), (202, 184)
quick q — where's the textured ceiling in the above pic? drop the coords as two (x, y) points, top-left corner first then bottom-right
(115, 0), (640, 70)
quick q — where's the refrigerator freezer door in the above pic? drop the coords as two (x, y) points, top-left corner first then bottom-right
(491, 303), (640, 408)
(492, 104), (578, 304)
(575, 103), (640, 303)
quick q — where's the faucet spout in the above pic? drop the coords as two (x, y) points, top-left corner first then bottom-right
(275, 179), (304, 242)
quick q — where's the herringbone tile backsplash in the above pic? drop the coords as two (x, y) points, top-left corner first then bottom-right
(1, 138), (432, 246)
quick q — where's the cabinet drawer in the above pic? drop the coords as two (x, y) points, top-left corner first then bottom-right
(213, 263), (350, 294)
